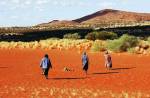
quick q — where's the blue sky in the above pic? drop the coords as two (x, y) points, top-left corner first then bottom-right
(0, 0), (149, 27)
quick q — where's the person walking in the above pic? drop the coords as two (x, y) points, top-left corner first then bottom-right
(40, 54), (52, 79)
(104, 51), (112, 69)
(82, 52), (89, 75)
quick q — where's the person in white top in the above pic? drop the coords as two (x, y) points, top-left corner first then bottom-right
(104, 51), (112, 69)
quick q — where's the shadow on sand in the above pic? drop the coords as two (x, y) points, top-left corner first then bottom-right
(92, 72), (119, 75)
(0, 67), (8, 68)
(110, 67), (136, 70)
(49, 77), (87, 80)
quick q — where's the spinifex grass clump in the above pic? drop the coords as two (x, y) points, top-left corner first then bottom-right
(91, 40), (106, 52)
(0, 39), (93, 51)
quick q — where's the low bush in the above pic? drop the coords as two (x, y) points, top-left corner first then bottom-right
(85, 31), (117, 40)
(107, 34), (138, 52)
(127, 47), (136, 53)
(63, 33), (81, 39)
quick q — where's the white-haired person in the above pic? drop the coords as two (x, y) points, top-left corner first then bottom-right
(104, 51), (112, 69)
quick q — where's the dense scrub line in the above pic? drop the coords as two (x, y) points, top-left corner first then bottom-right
(1, 26), (150, 42)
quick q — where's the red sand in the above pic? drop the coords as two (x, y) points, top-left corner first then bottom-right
(0, 49), (150, 97)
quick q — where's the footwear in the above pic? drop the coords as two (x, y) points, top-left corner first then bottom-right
(41, 73), (44, 75)
(45, 75), (48, 79)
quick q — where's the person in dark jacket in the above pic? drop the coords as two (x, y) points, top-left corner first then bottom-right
(40, 54), (52, 79)
(82, 52), (89, 75)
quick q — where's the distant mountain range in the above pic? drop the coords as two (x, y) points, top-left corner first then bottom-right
(37, 9), (150, 28)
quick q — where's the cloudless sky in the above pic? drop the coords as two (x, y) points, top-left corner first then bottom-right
(0, 0), (150, 27)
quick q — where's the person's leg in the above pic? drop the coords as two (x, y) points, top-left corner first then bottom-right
(43, 68), (48, 79)
(85, 70), (88, 75)
(42, 68), (44, 75)
(108, 66), (111, 70)
(43, 68), (46, 75)
(110, 62), (112, 68)
(105, 63), (107, 68)
(106, 63), (110, 69)
(45, 75), (48, 79)
(84, 66), (88, 76)
(45, 74), (48, 79)
(45, 68), (49, 79)
(108, 62), (112, 70)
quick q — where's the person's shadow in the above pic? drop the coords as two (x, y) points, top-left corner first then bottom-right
(0, 67), (8, 68)
(92, 67), (136, 75)
(110, 67), (136, 70)
(92, 72), (119, 75)
(49, 77), (88, 80)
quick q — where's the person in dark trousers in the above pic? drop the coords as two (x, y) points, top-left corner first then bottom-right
(104, 51), (112, 69)
(82, 52), (89, 75)
(40, 54), (52, 79)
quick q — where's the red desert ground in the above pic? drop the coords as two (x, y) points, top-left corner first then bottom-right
(0, 48), (150, 98)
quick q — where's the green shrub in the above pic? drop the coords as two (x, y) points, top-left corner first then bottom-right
(147, 37), (150, 43)
(107, 34), (138, 52)
(107, 40), (122, 52)
(95, 31), (118, 40)
(127, 47), (136, 53)
(91, 41), (106, 52)
(63, 33), (81, 39)
(85, 31), (117, 40)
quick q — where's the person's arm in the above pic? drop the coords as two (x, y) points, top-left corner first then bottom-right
(81, 55), (83, 63)
(87, 56), (89, 64)
(40, 59), (43, 67)
(49, 59), (52, 69)
(108, 55), (112, 62)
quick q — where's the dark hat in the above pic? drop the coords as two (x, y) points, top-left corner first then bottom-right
(45, 54), (48, 58)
